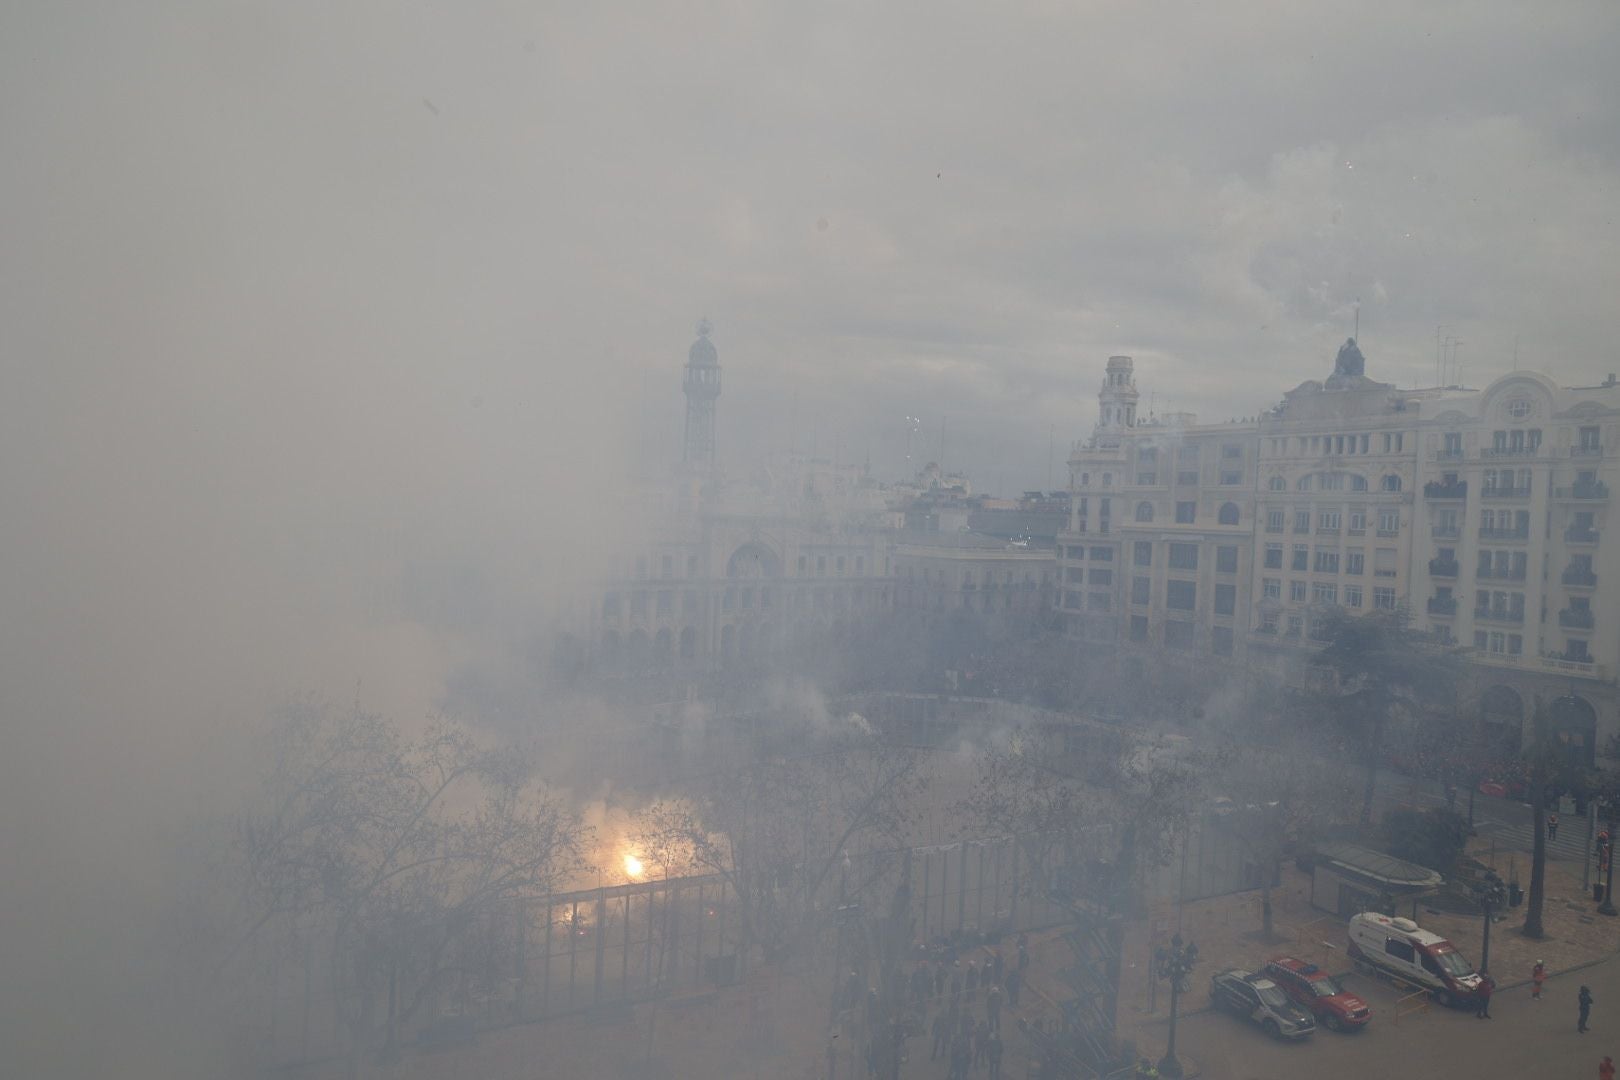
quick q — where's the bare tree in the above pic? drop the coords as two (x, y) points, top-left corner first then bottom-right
(961, 724), (1197, 911)
(1312, 609), (1462, 827)
(634, 717), (927, 968)
(234, 703), (588, 1075)
(1204, 739), (1357, 939)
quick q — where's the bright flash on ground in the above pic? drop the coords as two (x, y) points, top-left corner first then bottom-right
(623, 854), (645, 879)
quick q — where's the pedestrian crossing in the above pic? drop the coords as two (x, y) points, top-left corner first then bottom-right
(1476, 818), (1599, 864)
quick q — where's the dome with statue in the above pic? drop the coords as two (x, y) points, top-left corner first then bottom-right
(688, 318), (719, 367)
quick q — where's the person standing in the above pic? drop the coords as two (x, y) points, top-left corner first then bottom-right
(987, 1031), (1004, 1080)
(1580, 985), (1594, 1033)
(1532, 960), (1547, 1000)
(1005, 967), (1021, 1008)
(931, 1008), (950, 1062)
(987, 982), (1003, 1031)
(1600, 1056), (1615, 1080)
(991, 948), (1005, 986)
(1550, 812), (1562, 842)
(1475, 974), (1494, 1019)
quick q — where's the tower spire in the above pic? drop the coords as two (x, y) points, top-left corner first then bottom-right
(682, 318), (721, 468)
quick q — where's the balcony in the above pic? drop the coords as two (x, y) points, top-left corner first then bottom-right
(1565, 527), (1601, 545)
(1433, 525), (1461, 540)
(1556, 480), (1610, 500)
(1473, 606), (1525, 625)
(1482, 446), (1540, 458)
(1478, 526), (1530, 541)
(1437, 449), (1465, 461)
(1572, 446), (1603, 458)
(1424, 480), (1468, 500)
(1477, 567), (1527, 583)
(1481, 486), (1532, 500)
(1562, 567), (1599, 588)
(1427, 596), (1457, 616)
(1560, 608), (1596, 630)
(1428, 558), (1459, 578)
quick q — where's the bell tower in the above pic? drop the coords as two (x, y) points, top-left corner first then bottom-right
(683, 318), (721, 467)
(1093, 354), (1139, 448)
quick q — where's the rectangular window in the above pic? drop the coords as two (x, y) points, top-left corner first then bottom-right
(656, 591), (673, 615)
(1087, 592), (1111, 611)
(1131, 577), (1151, 605)
(1089, 569), (1112, 585)
(1349, 510), (1366, 532)
(1220, 470), (1243, 486)
(1222, 443), (1243, 459)
(1136, 471), (1157, 485)
(1374, 587), (1396, 610)
(1130, 615), (1149, 641)
(1443, 432), (1462, 456)
(661, 554), (673, 578)
(1176, 501), (1196, 524)
(1346, 550), (1365, 575)
(1375, 548), (1398, 577)
(1314, 550), (1340, 574)
(1213, 626), (1234, 656)
(1217, 546), (1239, 573)
(836, 555), (845, 575)
(1312, 582), (1338, 605)
(1065, 567), (1084, 583)
(1215, 583), (1236, 616)
(1319, 511), (1341, 532)
(1292, 545), (1309, 571)
(1378, 510), (1400, 535)
(1344, 584), (1362, 608)
(1169, 543), (1199, 570)
(1166, 580), (1197, 610)
(1091, 546), (1113, 561)
(1287, 615), (1304, 637)
(1178, 470), (1200, 486)
(1290, 580), (1307, 602)
(1264, 543), (1283, 569)
(1580, 426), (1601, 452)
(1134, 541), (1152, 567)
(1263, 578), (1281, 600)
(1164, 620), (1194, 650)
(1267, 510), (1285, 533)
(1321, 473), (1344, 491)
(1295, 510), (1311, 533)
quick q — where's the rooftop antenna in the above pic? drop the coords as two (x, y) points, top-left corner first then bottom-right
(1354, 297), (1361, 340)
(1512, 335), (1520, 371)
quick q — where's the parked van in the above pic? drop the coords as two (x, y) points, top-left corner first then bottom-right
(1346, 912), (1483, 1007)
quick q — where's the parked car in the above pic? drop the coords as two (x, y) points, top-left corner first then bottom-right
(1209, 969), (1317, 1040)
(1263, 956), (1371, 1032)
(1346, 912), (1483, 1008)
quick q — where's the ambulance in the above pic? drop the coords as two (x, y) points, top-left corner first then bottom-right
(1346, 912), (1483, 1007)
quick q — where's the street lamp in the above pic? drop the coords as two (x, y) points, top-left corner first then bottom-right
(1476, 869), (1505, 974)
(1154, 933), (1199, 1079)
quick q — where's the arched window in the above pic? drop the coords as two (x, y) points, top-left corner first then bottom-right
(1135, 501), (1154, 522)
(1296, 475), (1312, 491)
(1269, 476), (1285, 491)
(1218, 503), (1240, 526)
(1350, 474), (1368, 491)
(1381, 474), (1402, 492)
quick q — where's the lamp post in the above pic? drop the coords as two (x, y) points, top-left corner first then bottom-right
(1477, 869), (1505, 974)
(1155, 933), (1198, 1079)
(1600, 802), (1618, 917)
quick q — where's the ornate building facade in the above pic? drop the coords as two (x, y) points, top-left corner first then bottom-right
(1060, 345), (1620, 759)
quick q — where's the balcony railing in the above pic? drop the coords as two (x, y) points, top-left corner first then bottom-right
(1481, 486), (1532, 499)
(1565, 527), (1601, 544)
(1562, 567), (1599, 587)
(1427, 596), (1457, 615)
(1560, 608), (1596, 629)
(1477, 567), (1527, 582)
(1437, 449), (1465, 461)
(1428, 558), (1459, 578)
(1478, 526), (1530, 541)
(1433, 525), (1461, 539)
(1482, 446), (1540, 458)
(1572, 446), (1603, 458)
(1556, 480), (1610, 500)
(1423, 480), (1468, 500)
(1474, 606), (1525, 624)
